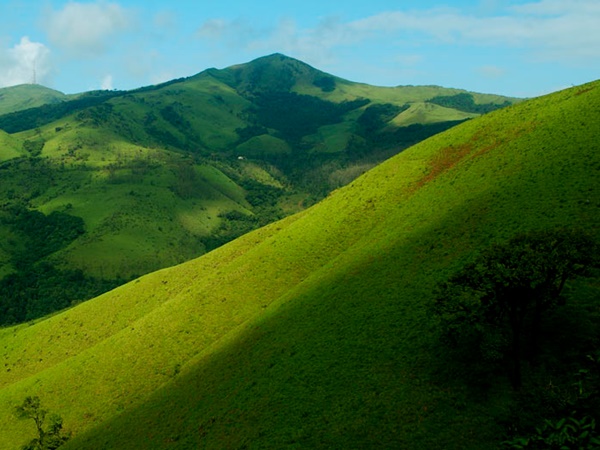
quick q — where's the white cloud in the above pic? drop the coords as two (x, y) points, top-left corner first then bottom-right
(392, 54), (424, 67)
(348, 2), (600, 61)
(45, 1), (131, 57)
(101, 74), (113, 90)
(478, 65), (507, 78)
(197, 19), (230, 39)
(511, 0), (600, 16)
(196, 1), (600, 67)
(0, 37), (52, 88)
(153, 10), (176, 30)
(197, 16), (359, 67)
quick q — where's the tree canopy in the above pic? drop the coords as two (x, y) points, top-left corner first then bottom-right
(434, 228), (599, 389)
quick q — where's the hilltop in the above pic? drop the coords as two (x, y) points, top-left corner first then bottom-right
(0, 79), (596, 448)
(0, 84), (67, 116)
(0, 54), (518, 326)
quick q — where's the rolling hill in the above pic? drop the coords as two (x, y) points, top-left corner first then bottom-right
(0, 84), (68, 116)
(0, 54), (518, 326)
(0, 79), (597, 449)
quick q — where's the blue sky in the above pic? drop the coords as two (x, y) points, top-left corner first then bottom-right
(1, 0), (599, 97)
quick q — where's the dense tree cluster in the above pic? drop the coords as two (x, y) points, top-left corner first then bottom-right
(0, 208), (124, 326)
(251, 92), (369, 142)
(433, 229), (600, 447)
(429, 92), (512, 114)
(434, 228), (598, 389)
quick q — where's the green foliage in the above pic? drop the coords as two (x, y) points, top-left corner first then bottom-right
(0, 207), (124, 325)
(201, 210), (258, 251)
(171, 160), (200, 199)
(0, 91), (121, 133)
(22, 139), (45, 157)
(347, 119), (465, 159)
(312, 75), (336, 92)
(234, 124), (268, 143)
(429, 92), (512, 114)
(15, 396), (70, 450)
(434, 229), (599, 389)
(7, 208), (85, 267)
(357, 102), (409, 135)
(251, 91), (369, 142)
(504, 415), (600, 449)
(0, 263), (125, 325)
(0, 157), (55, 202)
(239, 178), (283, 207)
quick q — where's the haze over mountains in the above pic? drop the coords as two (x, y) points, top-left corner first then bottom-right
(0, 54), (598, 448)
(0, 54), (517, 326)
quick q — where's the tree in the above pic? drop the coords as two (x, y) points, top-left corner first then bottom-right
(434, 229), (598, 390)
(14, 396), (70, 450)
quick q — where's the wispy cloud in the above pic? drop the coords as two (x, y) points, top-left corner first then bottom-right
(478, 65), (507, 79)
(196, 15), (359, 67)
(45, 1), (132, 57)
(100, 74), (113, 90)
(348, 2), (600, 61)
(0, 37), (52, 88)
(196, 1), (600, 66)
(511, 0), (600, 16)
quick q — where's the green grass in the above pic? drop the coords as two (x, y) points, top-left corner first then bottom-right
(236, 134), (292, 157)
(0, 84), (67, 116)
(391, 101), (478, 126)
(0, 130), (21, 162)
(0, 80), (597, 449)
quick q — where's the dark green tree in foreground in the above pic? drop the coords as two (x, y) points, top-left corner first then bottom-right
(14, 396), (70, 450)
(434, 229), (598, 390)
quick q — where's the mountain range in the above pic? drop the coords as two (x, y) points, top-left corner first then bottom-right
(0, 54), (518, 326)
(0, 54), (597, 448)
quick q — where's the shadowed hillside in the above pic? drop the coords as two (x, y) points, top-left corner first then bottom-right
(0, 80), (597, 448)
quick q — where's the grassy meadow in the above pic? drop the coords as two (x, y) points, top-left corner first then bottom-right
(0, 79), (597, 448)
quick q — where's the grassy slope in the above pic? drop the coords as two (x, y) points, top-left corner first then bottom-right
(0, 129), (22, 162)
(391, 102), (477, 126)
(0, 81), (597, 448)
(0, 84), (67, 116)
(328, 79), (517, 106)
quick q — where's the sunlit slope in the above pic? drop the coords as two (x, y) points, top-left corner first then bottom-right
(0, 129), (21, 162)
(0, 81), (597, 449)
(0, 84), (67, 116)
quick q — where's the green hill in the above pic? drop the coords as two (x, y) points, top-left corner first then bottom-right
(0, 80), (597, 449)
(0, 54), (519, 326)
(0, 84), (67, 116)
(0, 129), (21, 162)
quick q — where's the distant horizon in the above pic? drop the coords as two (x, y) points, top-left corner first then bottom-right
(1, 1), (599, 98)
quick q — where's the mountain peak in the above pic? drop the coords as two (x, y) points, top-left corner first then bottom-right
(219, 53), (337, 94)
